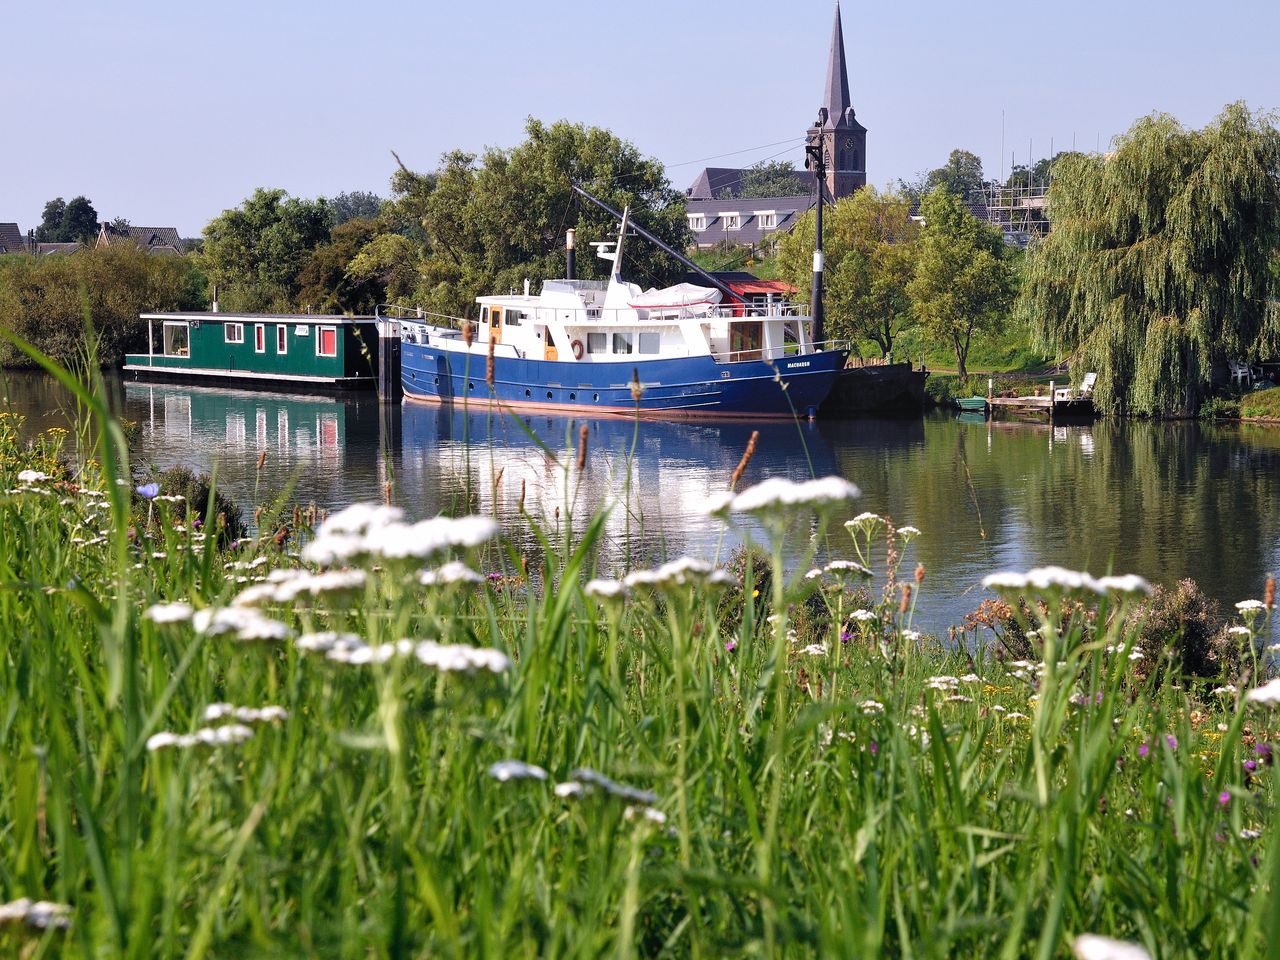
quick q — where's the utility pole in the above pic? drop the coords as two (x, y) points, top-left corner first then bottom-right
(805, 109), (828, 345)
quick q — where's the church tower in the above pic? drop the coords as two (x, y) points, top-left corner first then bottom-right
(807, 2), (867, 200)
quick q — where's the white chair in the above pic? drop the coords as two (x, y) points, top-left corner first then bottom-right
(1230, 362), (1253, 388)
(1054, 372), (1097, 402)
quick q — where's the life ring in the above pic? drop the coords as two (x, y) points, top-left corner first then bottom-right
(571, 339), (584, 360)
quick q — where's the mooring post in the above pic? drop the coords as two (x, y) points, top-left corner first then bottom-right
(377, 314), (403, 403)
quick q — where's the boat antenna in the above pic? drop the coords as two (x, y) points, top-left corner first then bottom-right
(570, 183), (742, 304)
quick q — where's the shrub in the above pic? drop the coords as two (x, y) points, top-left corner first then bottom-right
(1127, 578), (1239, 682)
(147, 464), (246, 546)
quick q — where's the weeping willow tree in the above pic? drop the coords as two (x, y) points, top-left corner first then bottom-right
(1022, 102), (1280, 417)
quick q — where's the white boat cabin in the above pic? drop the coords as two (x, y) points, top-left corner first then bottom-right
(402, 208), (817, 366)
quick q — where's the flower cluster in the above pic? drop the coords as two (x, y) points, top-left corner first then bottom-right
(146, 724), (255, 752)
(233, 568), (367, 607)
(983, 566), (1152, 597)
(0, 897), (71, 931)
(302, 503), (496, 566)
(707, 475), (860, 516)
(194, 607), (293, 642)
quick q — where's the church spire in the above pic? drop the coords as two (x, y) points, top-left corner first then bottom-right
(823, 1), (853, 127)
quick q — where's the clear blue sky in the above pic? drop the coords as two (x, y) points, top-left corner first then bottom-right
(4, 0), (1278, 236)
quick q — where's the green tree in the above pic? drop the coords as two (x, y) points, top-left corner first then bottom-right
(908, 187), (1015, 377)
(296, 217), (384, 314)
(371, 118), (687, 317)
(775, 187), (919, 356)
(923, 149), (987, 201)
(738, 160), (808, 199)
(328, 191), (383, 227)
(33, 196), (98, 243)
(200, 188), (331, 311)
(1022, 103), (1280, 416)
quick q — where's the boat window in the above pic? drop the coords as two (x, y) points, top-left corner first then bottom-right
(317, 326), (338, 358)
(224, 322), (244, 344)
(254, 324), (265, 353)
(587, 332), (606, 354)
(163, 323), (189, 357)
(612, 332), (633, 354)
(505, 309), (524, 327)
(638, 332), (660, 355)
(276, 325), (288, 355)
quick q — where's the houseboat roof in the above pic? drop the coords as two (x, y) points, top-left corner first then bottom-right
(140, 312), (374, 323)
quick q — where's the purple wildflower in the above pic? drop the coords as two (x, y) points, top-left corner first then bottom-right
(1257, 743), (1274, 765)
(724, 640), (737, 653)
(869, 741), (878, 756)
(1165, 734), (1178, 750)
(840, 630), (853, 644)
(1219, 791), (1231, 807)
(1138, 743), (1150, 758)
(1244, 759), (1258, 773)
(136, 482), (160, 499)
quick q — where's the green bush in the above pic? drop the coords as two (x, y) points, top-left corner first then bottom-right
(146, 464), (246, 546)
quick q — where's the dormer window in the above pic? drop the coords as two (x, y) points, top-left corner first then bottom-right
(688, 213), (707, 231)
(756, 211), (777, 231)
(720, 212), (741, 231)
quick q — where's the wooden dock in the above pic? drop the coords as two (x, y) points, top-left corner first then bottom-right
(986, 395), (1095, 421)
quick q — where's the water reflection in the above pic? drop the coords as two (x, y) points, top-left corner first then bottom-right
(0, 372), (1273, 636)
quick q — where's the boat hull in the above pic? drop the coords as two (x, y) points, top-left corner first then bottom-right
(400, 343), (847, 418)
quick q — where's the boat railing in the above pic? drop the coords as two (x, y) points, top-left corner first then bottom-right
(711, 339), (850, 364)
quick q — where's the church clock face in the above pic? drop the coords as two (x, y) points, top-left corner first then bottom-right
(844, 137), (855, 149)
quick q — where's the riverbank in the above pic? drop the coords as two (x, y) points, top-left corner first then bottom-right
(1, 390), (1278, 956)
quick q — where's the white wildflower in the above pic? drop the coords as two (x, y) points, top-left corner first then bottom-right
(1241, 828), (1263, 840)
(624, 805), (668, 825)
(146, 723), (255, 752)
(848, 609), (876, 622)
(418, 562), (483, 586)
(414, 640), (511, 674)
(897, 525), (921, 538)
(1245, 678), (1280, 706)
(487, 760), (549, 782)
(0, 897), (71, 931)
(295, 631), (365, 654)
(945, 695), (974, 704)
(845, 512), (882, 528)
(804, 568), (823, 580)
(1212, 684), (1239, 697)
(859, 699), (884, 714)
(193, 607), (292, 642)
(202, 703), (288, 724)
(1095, 574), (1152, 596)
(1228, 625), (1252, 636)
(926, 675), (960, 691)
(554, 781), (587, 798)
(623, 557), (730, 591)
(585, 578), (627, 599)
(724, 475), (859, 514)
(960, 673), (981, 683)
(230, 556), (270, 571)
(16, 469), (50, 484)
(901, 629), (922, 642)
(556, 768), (658, 806)
(1127, 649), (1144, 662)
(1071, 934), (1152, 960)
(799, 643), (828, 656)
(143, 601), (194, 624)
(1236, 599), (1265, 612)
(320, 503), (404, 535)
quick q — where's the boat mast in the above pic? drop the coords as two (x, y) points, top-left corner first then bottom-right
(805, 109), (828, 345)
(570, 184), (742, 305)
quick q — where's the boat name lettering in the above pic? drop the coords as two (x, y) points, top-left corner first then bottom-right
(787, 361), (811, 369)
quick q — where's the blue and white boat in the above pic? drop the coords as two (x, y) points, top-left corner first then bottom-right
(393, 209), (848, 419)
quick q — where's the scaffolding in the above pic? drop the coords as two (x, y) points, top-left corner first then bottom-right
(983, 181), (1051, 247)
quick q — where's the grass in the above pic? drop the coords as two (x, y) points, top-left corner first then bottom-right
(0, 356), (1278, 958)
(1240, 386), (1280, 420)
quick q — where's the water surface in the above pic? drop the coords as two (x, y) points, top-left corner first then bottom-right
(4, 370), (1277, 636)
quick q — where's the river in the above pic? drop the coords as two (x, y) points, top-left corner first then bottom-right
(3, 369), (1278, 637)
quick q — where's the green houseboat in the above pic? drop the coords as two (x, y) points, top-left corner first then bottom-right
(123, 312), (378, 392)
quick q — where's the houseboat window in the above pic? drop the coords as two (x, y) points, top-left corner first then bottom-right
(317, 326), (338, 358)
(224, 322), (244, 344)
(638, 332), (660, 355)
(481, 306), (491, 326)
(505, 309), (524, 327)
(162, 323), (189, 357)
(587, 332), (606, 354)
(612, 332), (633, 354)
(276, 325), (288, 355)
(254, 324), (266, 353)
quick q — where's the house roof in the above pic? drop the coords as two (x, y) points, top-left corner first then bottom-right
(685, 195), (816, 247)
(37, 242), (81, 256)
(687, 166), (814, 201)
(0, 223), (26, 255)
(98, 223), (184, 254)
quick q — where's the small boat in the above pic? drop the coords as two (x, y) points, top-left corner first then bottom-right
(955, 396), (989, 414)
(394, 207), (848, 419)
